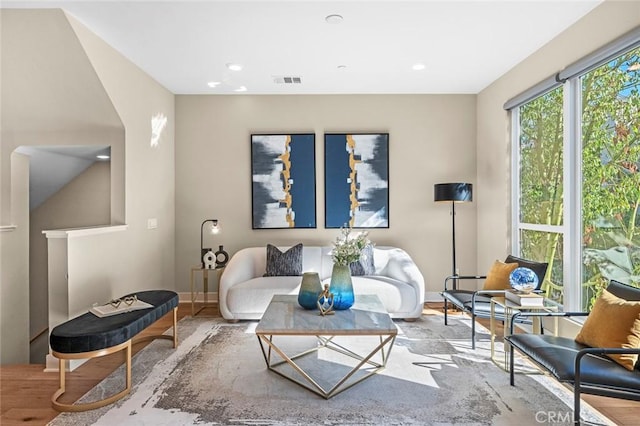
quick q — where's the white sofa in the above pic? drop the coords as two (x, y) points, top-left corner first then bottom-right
(219, 245), (425, 321)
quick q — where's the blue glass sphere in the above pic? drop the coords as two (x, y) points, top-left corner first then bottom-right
(509, 267), (538, 293)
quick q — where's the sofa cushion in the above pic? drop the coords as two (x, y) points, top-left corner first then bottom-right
(508, 334), (640, 390)
(575, 289), (640, 371)
(321, 275), (416, 315)
(227, 276), (303, 319)
(264, 243), (303, 276)
(350, 244), (375, 276)
(482, 260), (518, 290)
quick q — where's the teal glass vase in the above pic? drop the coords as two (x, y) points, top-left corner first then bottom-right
(298, 272), (322, 310)
(329, 264), (355, 310)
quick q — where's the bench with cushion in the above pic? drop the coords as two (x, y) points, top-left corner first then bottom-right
(49, 290), (179, 412)
(506, 280), (640, 425)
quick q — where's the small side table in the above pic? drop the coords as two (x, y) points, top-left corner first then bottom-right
(490, 296), (558, 372)
(190, 265), (224, 316)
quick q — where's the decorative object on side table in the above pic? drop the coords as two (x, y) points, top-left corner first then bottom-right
(298, 272), (322, 309)
(506, 266), (543, 306)
(214, 245), (229, 268)
(508, 266), (539, 293)
(200, 219), (221, 268)
(329, 225), (372, 310)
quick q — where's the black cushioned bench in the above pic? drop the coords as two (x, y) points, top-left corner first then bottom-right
(505, 280), (640, 425)
(49, 290), (179, 412)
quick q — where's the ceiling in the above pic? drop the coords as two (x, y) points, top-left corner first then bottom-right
(3, 0), (603, 95)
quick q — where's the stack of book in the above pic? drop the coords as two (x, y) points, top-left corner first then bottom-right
(505, 290), (544, 307)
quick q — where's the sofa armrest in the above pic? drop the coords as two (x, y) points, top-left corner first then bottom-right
(219, 248), (265, 319)
(378, 247), (425, 307)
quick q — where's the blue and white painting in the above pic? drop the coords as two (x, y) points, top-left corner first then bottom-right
(251, 134), (316, 229)
(325, 133), (389, 228)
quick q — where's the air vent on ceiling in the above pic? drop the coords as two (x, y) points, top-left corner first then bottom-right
(273, 76), (303, 84)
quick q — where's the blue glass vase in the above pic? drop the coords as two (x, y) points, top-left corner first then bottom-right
(329, 264), (355, 310)
(298, 272), (322, 309)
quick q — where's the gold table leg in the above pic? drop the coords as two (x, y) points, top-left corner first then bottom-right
(256, 333), (396, 399)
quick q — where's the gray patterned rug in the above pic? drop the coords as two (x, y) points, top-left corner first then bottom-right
(49, 314), (612, 426)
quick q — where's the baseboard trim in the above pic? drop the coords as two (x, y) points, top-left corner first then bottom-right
(425, 291), (444, 303)
(177, 291), (218, 304)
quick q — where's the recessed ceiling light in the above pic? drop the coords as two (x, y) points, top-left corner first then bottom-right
(226, 63), (243, 71)
(325, 14), (343, 24)
(337, 65), (347, 70)
(207, 81), (221, 88)
(234, 86), (247, 92)
(412, 63), (426, 71)
(96, 155), (110, 160)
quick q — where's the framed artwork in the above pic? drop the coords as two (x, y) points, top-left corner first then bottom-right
(251, 134), (316, 229)
(324, 133), (389, 228)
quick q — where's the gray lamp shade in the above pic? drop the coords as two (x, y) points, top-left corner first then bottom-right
(434, 183), (473, 203)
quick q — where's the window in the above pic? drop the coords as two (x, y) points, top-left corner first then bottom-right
(580, 47), (640, 310)
(514, 45), (640, 311)
(515, 87), (564, 304)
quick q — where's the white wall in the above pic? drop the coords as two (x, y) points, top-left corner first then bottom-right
(0, 153), (30, 364)
(29, 161), (110, 363)
(175, 95), (477, 298)
(476, 1), (640, 274)
(0, 9), (175, 364)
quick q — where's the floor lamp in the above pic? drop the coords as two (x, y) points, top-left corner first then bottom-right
(434, 183), (473, 289)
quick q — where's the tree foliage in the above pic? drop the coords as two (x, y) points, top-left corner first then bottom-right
(519, 47), (640, 309)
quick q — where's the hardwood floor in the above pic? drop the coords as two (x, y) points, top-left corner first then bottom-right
(1, 302), (638, 425)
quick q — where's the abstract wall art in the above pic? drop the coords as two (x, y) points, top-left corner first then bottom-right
(324, 133), (389, 228)
(251, 134), (316, 229)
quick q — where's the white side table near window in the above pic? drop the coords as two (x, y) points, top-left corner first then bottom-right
(490, 295), (558, 373)
(190, 265), (225, 316)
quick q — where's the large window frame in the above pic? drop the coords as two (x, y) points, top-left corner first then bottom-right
(511, 83), (582, 311)
(510, 28), (640, 311)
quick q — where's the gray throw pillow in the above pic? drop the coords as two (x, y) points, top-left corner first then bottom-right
(350, 244), (375, 276)
(264, 243), (303, 276)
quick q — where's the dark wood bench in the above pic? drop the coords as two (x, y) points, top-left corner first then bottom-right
(505, 280), (640, 425)
(49, 290), (179, 412)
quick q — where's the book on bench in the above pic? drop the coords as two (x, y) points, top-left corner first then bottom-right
(505, 290), (544, 307)
(90, 299), (154, 318)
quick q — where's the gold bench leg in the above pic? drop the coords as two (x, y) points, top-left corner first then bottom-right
(51, 307), (178, 412)
(51, 340), (132, 412)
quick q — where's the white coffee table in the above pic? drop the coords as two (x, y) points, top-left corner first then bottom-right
(255, 294), (398, 399)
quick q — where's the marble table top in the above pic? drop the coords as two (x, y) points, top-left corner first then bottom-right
(255, 294), (397, 336)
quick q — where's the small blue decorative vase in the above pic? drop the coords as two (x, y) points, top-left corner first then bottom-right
(298, 272), (322, 310)
(509, 267), (539, 293)
(329, 264), (355, 310)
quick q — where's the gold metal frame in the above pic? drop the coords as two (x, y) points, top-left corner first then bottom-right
(256, 332), (396, 399)
(51, 307), (178, 412)
(489, 297), (557, 373)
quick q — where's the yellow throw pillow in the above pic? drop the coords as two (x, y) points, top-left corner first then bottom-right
(575, 289), (640, 371)
(482, 260), (519, 290)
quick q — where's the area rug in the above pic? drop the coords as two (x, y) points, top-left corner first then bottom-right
(49, 315), (612, 426)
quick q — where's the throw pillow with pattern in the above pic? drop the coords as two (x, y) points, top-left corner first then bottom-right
(350, 244), (375, 276)
(264, 243), (303, 276)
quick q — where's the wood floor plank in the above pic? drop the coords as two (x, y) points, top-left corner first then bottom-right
(1, 302), (637, 425)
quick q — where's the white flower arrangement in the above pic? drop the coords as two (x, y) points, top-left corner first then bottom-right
(330, 225), (372, 266)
